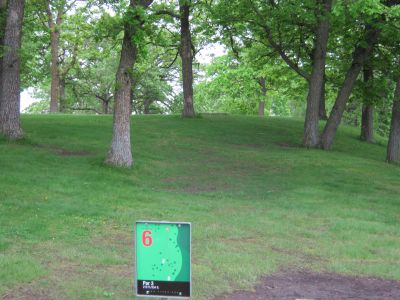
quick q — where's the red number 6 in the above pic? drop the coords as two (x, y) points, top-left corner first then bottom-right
(142, 230), (152, 247)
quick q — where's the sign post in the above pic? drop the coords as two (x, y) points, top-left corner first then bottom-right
(135, 221), (191, 299)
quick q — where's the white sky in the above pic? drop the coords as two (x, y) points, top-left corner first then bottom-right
(196, 42), (226, 64)
(20, 89), (37, 112)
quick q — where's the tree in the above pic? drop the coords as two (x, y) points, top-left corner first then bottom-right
(194, 53), (306, 116)
(152, 0), (197, 117)
(0, 0), (25, 139)
(44, 0), (64, 112)
(66, 33), (119, 114)
(0, 0), (7, 96)
(179, 0), (195, 117)
(360, 64), (374, 142)
(212, 0), (331, 146)
(195, 55), (263, 115)
(40, 0), (82, 113)
(320, 0), (399, 150)
(320, 25), (380, 149)
(131, 51), (175, 115)
(105, 0), (153, 167)
(258, 76), (266, 116)
(387, 79), (400, 162)
(71, 53), (117, 114)
(211, 0), (400, 150)
(303, 0), (332, 147)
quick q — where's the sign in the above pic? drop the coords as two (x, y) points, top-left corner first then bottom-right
(136, 221), (191, 298)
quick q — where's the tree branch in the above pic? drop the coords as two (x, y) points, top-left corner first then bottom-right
(262, 24), (310, 80)
(161, 50), (180, 69)
(154, 9), (180, 19)
(248, 0), (310, 81)
(69, 107), (102, 114)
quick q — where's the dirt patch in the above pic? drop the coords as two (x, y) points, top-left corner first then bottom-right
(164, 182), (230, 194)
(105, 264), (133, 278)
(35, 144), (93, 156)
(2, 286), (50, 300)
(214, 271), (400, 300)
(276, 142), (301, 149)
(233, 143), (263, 149)
(55, 149), (92, 156)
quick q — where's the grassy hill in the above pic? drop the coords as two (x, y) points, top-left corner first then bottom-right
(0, 114), (399, 299)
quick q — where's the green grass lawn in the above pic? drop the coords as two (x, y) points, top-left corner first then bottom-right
(0, 114), (399, 299)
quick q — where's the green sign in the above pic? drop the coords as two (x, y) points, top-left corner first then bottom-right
(135, 221), (191, 298)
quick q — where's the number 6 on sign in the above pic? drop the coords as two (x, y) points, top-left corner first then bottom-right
(142, 230), (152, 247)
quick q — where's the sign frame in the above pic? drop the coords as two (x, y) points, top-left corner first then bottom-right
(135, 220), (192, 299)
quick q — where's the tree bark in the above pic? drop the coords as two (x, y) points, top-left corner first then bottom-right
(258, 77), (266, 116)
(360, 103), (374, 142)
(320, 26), (380, 150)
(103, 101), (109, 114)
(319, 75), (328, 120)
(58, 44), (77, 113)
(387, 79), (400, 163)
(102, 94), (110, 114)
(303, 0), (332, 147)
(0, 0), (24, 139)
(105, 0), (153, 167)
(59, 77), (66, 112)
(179, 0), (195, 117)
(0, 0), (6, 36)
(106, 20), (136, 167)
(360, 66), (374, 142)
(143, 99), (151, 114)
(96, 94), (111, 114)
(0, 0), (8, 107)
(258, 101), (265, 116)
(47, 3), (62, 113)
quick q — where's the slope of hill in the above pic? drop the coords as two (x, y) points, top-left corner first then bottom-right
(0, 114), (399, 299)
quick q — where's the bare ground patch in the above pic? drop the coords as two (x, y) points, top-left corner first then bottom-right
(2, 286), (51, 300)
(35, 144), (93, 156)
(276, 142), (301, 149)
(55, 149), (93, 156)
(232, 143), (264, 149)
(214, 270), (400, 300)
(162, 177), (231, 194)
(160, 157), (288, 194)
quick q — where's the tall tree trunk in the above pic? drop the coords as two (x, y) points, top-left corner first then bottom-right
(0, 0), (8, 108)
(103, 101), (109, 114)
(0, 0), (24, 139)
(179, 0), (195, 117)
(360, 103), (374, 142)
(0, 0), (6, 38)
(360, 66), (374, 142)
(387, 79), (400, 163)
(58, 44), (77, 114)
(47, 4), (62, 113)
(303, 0), (332, 147)
(258, 77), (266, 116)
(143, 99), (150, 114)
(106, 0), (153, 167)
(106, 21), (136, 167)
(320, 26), (380, 150)
(59, 77), (66, 113)
(102, 94), (110, 114)
(319, 75), (328, 120)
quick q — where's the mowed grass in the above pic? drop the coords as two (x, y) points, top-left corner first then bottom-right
(0, 114), (399, 299)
